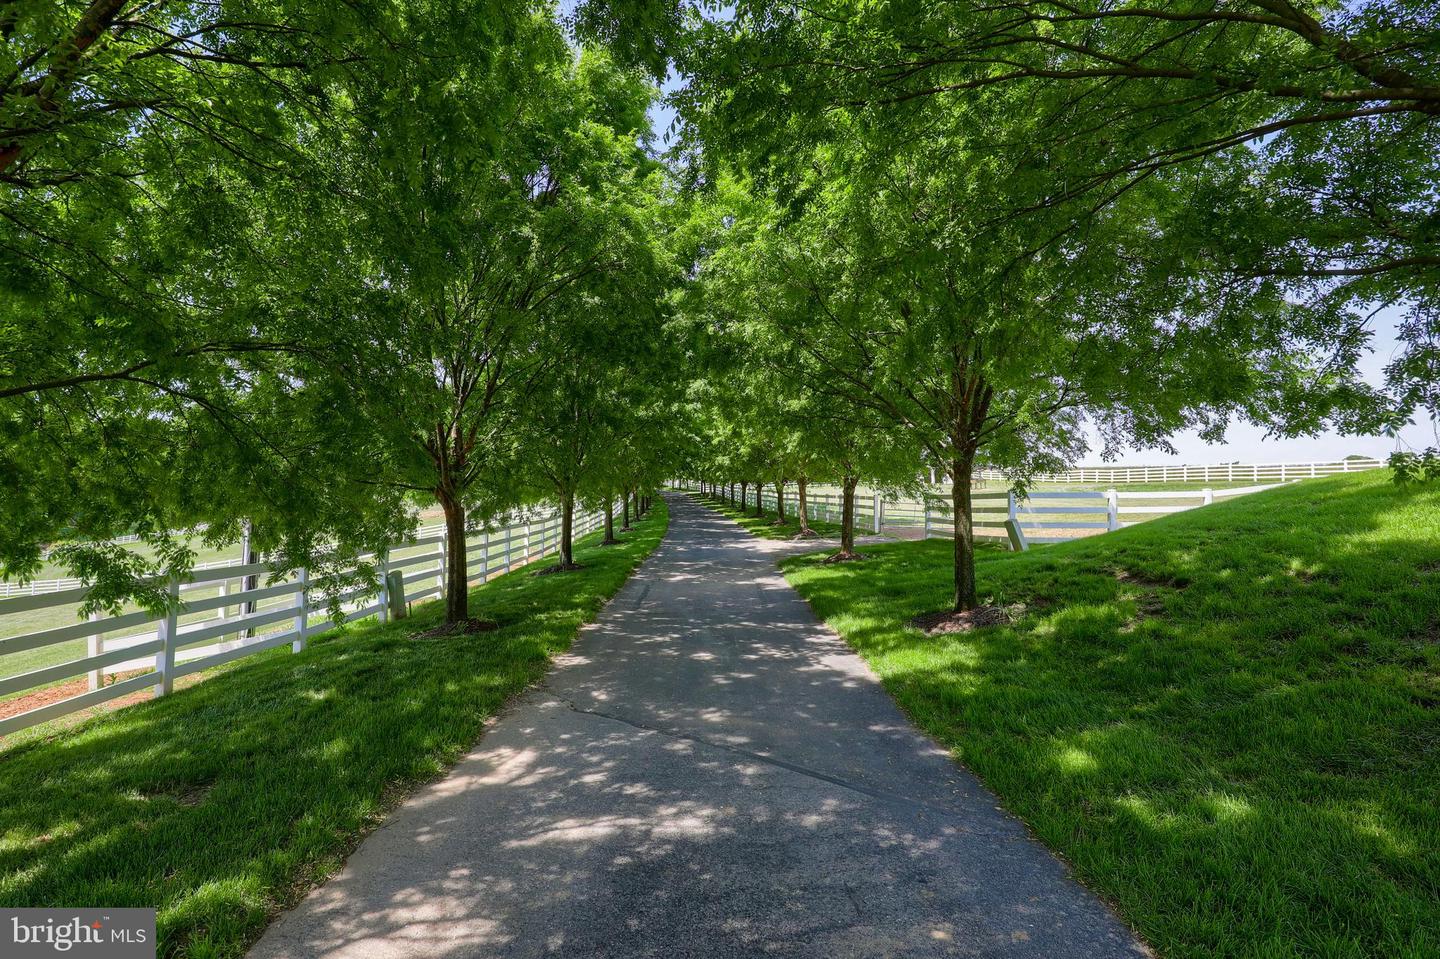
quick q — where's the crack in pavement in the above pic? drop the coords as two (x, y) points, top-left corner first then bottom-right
(246, 493), (1149, 959)
(539, 692), (1012, 832)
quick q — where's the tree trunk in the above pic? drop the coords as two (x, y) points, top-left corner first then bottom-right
(951, 454), (979, 612)
(561, 492), (575, 566)
(796, 477), (813, 534)
(840, 475), (858, 555)
(622, 491), (632, 531)
(439, 491), (468, 623)
(740, 481), (748, 512)
(773, 480), (786, 524)
(755, 480), (764, 516)
(602, 498), (617, 544)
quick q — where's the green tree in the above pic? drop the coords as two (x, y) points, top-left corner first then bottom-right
(693, 138), (1372, 613)
(686, 176), (922, 557)
(671, 0), (1433, 427)
(524, 163), (677, 567)
(0, 0), (504, 602)
(326, 29), (678, 625)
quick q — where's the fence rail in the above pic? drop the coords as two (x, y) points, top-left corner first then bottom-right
(974, 457), (1383, 486)
(0, 556), (249, 600)
(689, 480), (1285, 548)
(0, 502), (615, 738)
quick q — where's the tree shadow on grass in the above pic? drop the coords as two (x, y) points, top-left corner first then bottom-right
(0, 504), (670, 958)
(778, 474), (1440, 956)
(692, 495), (846, 542)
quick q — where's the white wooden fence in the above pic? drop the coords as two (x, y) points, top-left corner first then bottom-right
(0, 503), (614, 738)
(1, 556), (247, 600)
(974, 457), (1382, 486)
(693, 481), (1284, 548)
(912, 485), (1279, 545)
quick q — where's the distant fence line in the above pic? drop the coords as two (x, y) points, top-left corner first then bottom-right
(973, 456), (1384, 486)
(910, 485), (1280, 546)
(0, 502), (615, 738)
(683, 480), (1286, 548)
(2, 556), (245, 600)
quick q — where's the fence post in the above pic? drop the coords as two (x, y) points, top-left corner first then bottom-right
(873, 492), (882, 533)
(1202, 487), (1214, 506)
(1007, 490), (1018, 526)
(155, 575), (179, 697)
(1004, 518), (1029, 552)
(386, 569), (407, 619)
(87, 610), (103, 691)
(923, 496), (932, 539)
(292, 567), (309, 653)
(377, 551), (389, 625)
(1106, 489), (1119, 531)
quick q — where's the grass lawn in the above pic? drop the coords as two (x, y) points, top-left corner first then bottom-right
(779, 472), (1439, 958)
(692, 491), (844, 540)
(0, 502), (668, 959)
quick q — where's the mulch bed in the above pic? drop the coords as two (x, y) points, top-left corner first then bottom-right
(821, 550), (867, 564)
(533, 562), (585, 576)
(909, 605), (1020, 635)
(411, 618), (499, 640)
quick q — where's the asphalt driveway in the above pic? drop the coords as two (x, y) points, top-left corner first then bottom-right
(248, 493), (1147, 958)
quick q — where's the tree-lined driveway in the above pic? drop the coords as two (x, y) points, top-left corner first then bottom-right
(249, 493), (1146, 958)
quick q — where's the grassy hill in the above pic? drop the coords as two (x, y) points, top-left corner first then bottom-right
(781, 472), (1439, 958)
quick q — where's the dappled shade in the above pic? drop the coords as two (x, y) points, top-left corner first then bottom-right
(781, 472), (1440, 956)
(0, 508), (669, 957)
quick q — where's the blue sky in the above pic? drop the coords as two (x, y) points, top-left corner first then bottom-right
(561, 3), (1429, 466)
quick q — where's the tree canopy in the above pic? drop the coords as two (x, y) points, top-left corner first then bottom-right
(3, 0), (1424, 626)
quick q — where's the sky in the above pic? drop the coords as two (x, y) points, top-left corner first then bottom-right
(570, 5), (1431, 467)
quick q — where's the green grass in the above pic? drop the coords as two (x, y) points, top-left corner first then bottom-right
(779, 473), (1439, 959)
(691, 492), (845, 540)
(0, 502), (668, 959)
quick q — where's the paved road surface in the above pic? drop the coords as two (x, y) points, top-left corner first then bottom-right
(249, 493), (1148, 958)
